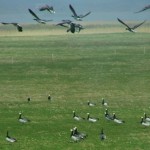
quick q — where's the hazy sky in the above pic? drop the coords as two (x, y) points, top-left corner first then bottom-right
(0, 0), (149, 23)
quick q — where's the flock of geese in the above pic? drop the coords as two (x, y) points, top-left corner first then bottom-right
(5, 96), (150, 143)
(70, 97), (150, 142)
(0, 3), (149, 33)
(2, 2), (150, 144)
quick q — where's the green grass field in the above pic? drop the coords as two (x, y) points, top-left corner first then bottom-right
(0, 23), (150, 150)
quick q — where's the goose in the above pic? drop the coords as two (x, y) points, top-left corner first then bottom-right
(56, 20), (72, 27)
(28, 9), (52, 24)
(102, 98), (108, 106)
(6, 131), (17, 143)
(57, 21), (84, 33)
(1, 22), (23, 32)
(73, 127), (87, 139)
(70, 129), (81, 142)
(39, 4), (55, 14)
(48, 94), (51, 101)
(67, 22), (76, 33)
(100, 128), (106, 140)
(113, 113), (125, 124)
(69, 4), (91, 21)
(87, 101), (96, 107)
(87, 113), (99, 123)
(135, 5), (150, 13)
(117, 18), (146, 33)
(18, 112), (30, 123)
(73, 111), (85, 121)
(140, 117), (150, 126)
(104, 109), (113, 121)
(144, 113), (150, 122)
(27, 97), (31, 102)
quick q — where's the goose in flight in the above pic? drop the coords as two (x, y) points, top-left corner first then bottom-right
(135, 4), (150, 13)
(1, 22), (23, 32)
(117, 18), (146, 33)
(39, 4), (55, 14)
(28, 8), (52, 24)
(69, 4), (91, 21)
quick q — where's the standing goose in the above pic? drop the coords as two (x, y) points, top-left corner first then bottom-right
(18, 112), (30, 123)
(27, 97), (31, 102)
(100, 128), (106, 140)
(140, 117), (150, 126)
(70, 129), (81, 142)
(1, 22), (23, 32)
(135, 5), (150, 13)
(69, 4), (91, 21)
(6, 131), (17, 143)
(48, 94), (51, 101)
(28, 8), (52, 24)
(73, 127), (87, 139)
(39, 4), (55, 13)
(73, 111), (85, 121)
(117, 18), (146, 33)
(87, 101), (96, 107)
(102, 98), (108, 106)
(144, 113), (150, 122)
(113, 113), (125, 124)
(87, 113), (99, 123)
(105, 109), (113, 121)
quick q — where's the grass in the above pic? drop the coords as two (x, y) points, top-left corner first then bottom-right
(0, 23), (150, 149)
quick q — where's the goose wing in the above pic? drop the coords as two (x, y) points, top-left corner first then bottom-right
(132, 20), (146, 29)
(117, 18), (130, 28)
(135, 5), (150, 13)
(69, 4), (78, 17)
(80, 11), (91, 18)
(28, 9), (40, 19)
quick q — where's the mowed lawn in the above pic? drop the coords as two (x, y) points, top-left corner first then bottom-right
(0, 24), (150, 150)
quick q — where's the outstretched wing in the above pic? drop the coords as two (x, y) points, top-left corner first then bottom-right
(132, 20), (146, 29)
(69, 4), (78, 17)
(135, 5), (150, 13)
(1, 22), (11, 25)
(28, 9), (40, 19)
(80, 11), (91, 18)
(117, 18), (130, 28)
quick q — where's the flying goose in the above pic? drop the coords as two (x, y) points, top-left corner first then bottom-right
(102, 98), (108, 106)
(39, 4), (55, 13)
(87, 113), (99, 123)
(67, 22), (76, 33)
(140, 117), (150, 126)
(70, 129), (81, 142)
(104, 109), (113, 121)
(73, 111), (85, 121)
(117, 18), (146, 33)
(144, 113), (150, 122)
(135, 5), (150, 13)
(113, 113), (125, 124)
(100, 128), (106, 140)
(56, 20), (72, 28)
(73, 127), (87, 139)
(1, 22), (23, 32)
(18, 112), (30, 123)
(69, 4), (91, 21)
(28, 9), (52, 24)
(6, 131), (17, 143)
(87, 101), (96, 106)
